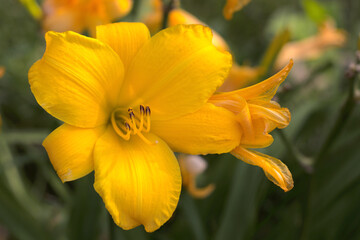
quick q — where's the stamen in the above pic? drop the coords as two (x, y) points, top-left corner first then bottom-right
(137, 131), (159, 145)
(110, 106), (156, 144)
(144, 106), (151, 132)
(146, 106), (151, 115)
(140, 105), (145, 114)
(111, 111), (130, 140)
(128, 108), (138, 134)
(137, 105), (145, 132)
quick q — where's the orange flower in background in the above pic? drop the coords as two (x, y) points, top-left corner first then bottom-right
(217, 64), (263, 92)
(0, 67), (4, 79)
(179, 154), (215, 198)
(223, 0), (252, 20)
(42, 0), (133, 36)
(275, 19), (346, 68)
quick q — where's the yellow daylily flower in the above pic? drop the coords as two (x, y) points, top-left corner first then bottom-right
(209, 60), (294, 191)
(42, 0), (133, 36)
(275, 19), (346, 68)
(223, 0), (252, 20)
(179, 154), (215, 198)
(29, 22), (238, 231)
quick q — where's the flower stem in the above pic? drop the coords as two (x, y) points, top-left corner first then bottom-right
(18, 0), (42, 20)
(161, 0), (175, 29)
(300, 46), (360, 240)
(314, 50), (360, 169)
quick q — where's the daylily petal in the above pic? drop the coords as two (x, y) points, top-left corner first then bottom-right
(119, 24), (232, 120)
(43, 124), (106, 182)
(232, 146), (294, 191)
(240, 118), (274, 148)
(215, 60), (293, 102)
(151, 103), (242, 155)
(93, 128), (181, 232)
(168, 9), (230, 51)
(96, 22), (150, 70)
(29, 31), (125, 128)
(248, 101), (291, 129)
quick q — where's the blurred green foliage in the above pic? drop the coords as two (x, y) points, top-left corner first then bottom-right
(0, 0), (360, 239)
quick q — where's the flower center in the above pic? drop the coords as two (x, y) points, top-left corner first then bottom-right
(111, 105), (157, 145)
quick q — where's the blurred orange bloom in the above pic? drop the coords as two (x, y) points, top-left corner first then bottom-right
(179, 154), (215, 198)
(218, 64), (263, 91)
(0, 67), (4, 79)
(223, 0), (252, 20)
(42, 0), (133, 36)
(276, 20), (346, 68)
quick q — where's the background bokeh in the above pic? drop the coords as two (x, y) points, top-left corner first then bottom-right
(0, 0), (360, 239)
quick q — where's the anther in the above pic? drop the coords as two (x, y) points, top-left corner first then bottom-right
(124, 122), (131, 131)
(140, 105), (145, 114)
(129, 111), (135, 119)
(146, 106), (151, 115)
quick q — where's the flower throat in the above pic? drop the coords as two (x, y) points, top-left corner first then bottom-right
(111, 105), (157, 144)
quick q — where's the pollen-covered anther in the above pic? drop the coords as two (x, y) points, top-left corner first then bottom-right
(111, 106), (157, 145)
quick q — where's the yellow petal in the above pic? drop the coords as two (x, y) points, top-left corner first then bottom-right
(93, 128), (181, 232)
(29, 31), (125, 128)
(151, 103), (242, 155)
(119, 24), (232, 120)
(240, 118), (274, 148)
(168, 10), (230, 51)
(248, 101), (291, 129)
(223, 0), (251, 20)
(216, 60), (293, 102)
(96, 22), (150, 70)
(43, 124), (106, 182)
(232, 146), (294, 191)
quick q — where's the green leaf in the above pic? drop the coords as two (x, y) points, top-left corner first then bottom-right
(67, 175), (103, 240)
(180, 193), (207, 240)
(302, 0), (328, 24)
(0, 180), (52, 240)
(215, 160), (262, 240)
